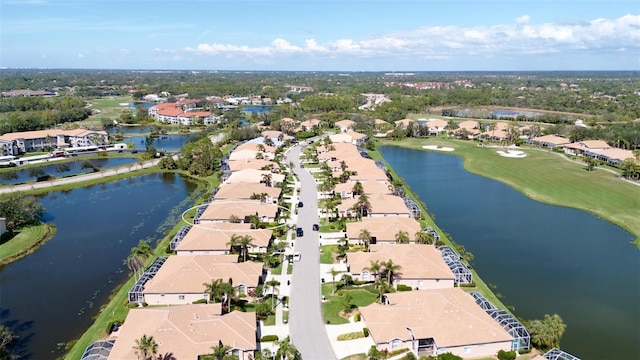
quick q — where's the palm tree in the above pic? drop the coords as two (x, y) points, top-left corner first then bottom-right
(330, 267), (341, 293)
(366, 260), (382, 281)
(395, 230), (409, 244)
(276, 336), (300, 360)
(356, 193), (371, 218)
(125, 240), (154, 280)
(133, 334), (158, 360)
(414, 231), (431, 244)
(359, 228), (373, 250)
(211, 341), (234, 360)
(239, 235), (254, 262)
(261, 173), (273, 187)
(226, 233), (242, 255)
(373, 278), (390, 303)
(203, 278), (224, 303)
(265, 278), (280, 308)
(382, 259), (402, 285)
(219, 281), (237, 313)
(351, 180), (364, 196)
(340, 160), (348, 171)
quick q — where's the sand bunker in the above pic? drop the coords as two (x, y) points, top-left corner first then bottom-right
(422, 145), (455, 152)
(119, 103), (130, 106)
(497, 150), (527, 158)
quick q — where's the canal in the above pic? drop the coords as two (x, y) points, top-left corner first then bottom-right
(379, 145), (639, 360)
(0, 173), (200, 359)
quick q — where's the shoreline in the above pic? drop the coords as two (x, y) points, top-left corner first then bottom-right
(380, 138), (640, 247)
(0, 223), (57, 267)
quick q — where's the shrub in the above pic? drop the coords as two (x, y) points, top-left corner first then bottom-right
(459, 281), (476, 288)
(497, 350), (517, 360)
(354, 312), (361, 322)
(396, 284), (413, 291)
(518, 348), (532, 355)
(126, 302), (139, 309)
(387, 348), (409, 357)
(363, 327), (369, 337)
(260, 335), (279, 342)
(404, 352), (417, 360)
(337, 331), (365, 341)
(192, 298), (207, 304)
(437, 353), (463, 360)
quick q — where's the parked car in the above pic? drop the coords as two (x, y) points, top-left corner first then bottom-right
(298, 201), (304, 208)
(312, 224), (319, 231)
(296, 227), (304, 237)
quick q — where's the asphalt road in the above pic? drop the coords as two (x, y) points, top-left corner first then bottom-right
(287, 143), (337, 360)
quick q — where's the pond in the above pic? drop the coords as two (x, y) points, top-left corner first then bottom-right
(0, 173), (200, 359)
(379, 145), (639, 360)
(0, 157), (139, 185)
(122, 132), (203, 151)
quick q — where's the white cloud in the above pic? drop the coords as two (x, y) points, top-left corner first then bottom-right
(180, 14), (639, 61)
(77, 53), (85, 58)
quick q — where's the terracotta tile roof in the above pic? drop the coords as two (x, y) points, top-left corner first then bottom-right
(335, 119), (356, 128)
(200, 201), (279, 221)
(346, 217), (422, 241)
(175, 224), (273, 252)
(590, 147), (635, 161)
(227, 159), (279, 172)
(108, 304), (256, 359)
(144, 255), (264, 294)
(0, 128), (106, 141)
(359, 288), (513, 348)
(348, 244), (455, 280)
(334, 181), (392, 196)
(457, 120), (479, 129)
(224, 169), (285, 184)
(530, 135), (571, 146)
(214, 182), (282, 200)
(564, 140), (611, 150)
(394, 118), (414, 128)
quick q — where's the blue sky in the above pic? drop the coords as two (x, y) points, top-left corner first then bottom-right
(1, 0), (639, 71)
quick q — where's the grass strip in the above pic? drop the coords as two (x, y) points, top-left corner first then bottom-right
(0, 223), (56, 266)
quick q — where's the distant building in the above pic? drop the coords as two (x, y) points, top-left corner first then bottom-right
(0, 129), (108, 155)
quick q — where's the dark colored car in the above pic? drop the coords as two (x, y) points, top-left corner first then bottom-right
(296, 227), (304, 237)
(312, 224), (319, 231)
(298, 201), (304, 208)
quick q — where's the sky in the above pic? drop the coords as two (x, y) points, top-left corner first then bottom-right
(1, 0), (639, 71)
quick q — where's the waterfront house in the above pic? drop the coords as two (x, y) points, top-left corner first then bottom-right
(214, 182), (282, 204)
(346, 217), (422, 244)
(337, 193), (410, 218)
(0, 128), (108, 155)
(198, 200), (279, 223)
(173, 223), (273, 255)
(359, 288), (513, 358)
(347, 244), (455, 288)
(142, 254), (265, 305)
(107, 304), (257, 360)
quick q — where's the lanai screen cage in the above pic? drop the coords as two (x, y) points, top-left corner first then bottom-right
(170, 225), (192, 250)
(422, 227), (441, 242)
(470, 292), (530, 351)
(374, 160), (387, 171)
(403, 197), (421, 218)
(128, 257), (167, 303)
(437, 246), (472, 284)
(81, 340), (115, 360)
(544, 348), (581, 360)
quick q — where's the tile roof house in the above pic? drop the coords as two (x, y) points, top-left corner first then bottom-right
(0, 128), (109, 154)
(107, 304), (257, 360)
(335, 119), (356, 132)
(347, 244), (455, 288)
(173, 223), (273, 255)
(199, 201), (279, 223)
(227, 159), (280, 173)
(527, 135), (571, 148)
(425, 119), (449, 135)
(299, 118), (322, 131)
(562, 140), (610, 155)
(337, 193), (410, 218)
(214, 182), (282, 204)
(346, 217), (422, 244)
(394, 118), (415, 129)
(142, 254), (265, 305)
(224, 169), (285, 187)
(359, 288), (513, 358)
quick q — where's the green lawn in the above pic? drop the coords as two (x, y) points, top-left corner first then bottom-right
(379, 138), (640, 247)
(321, 283), (378, 325)
(320, 245), (338, 264)
(0, 223), (56, 265)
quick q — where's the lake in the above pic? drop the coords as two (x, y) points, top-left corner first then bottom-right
(379, 145), (639, 360)
(0, 157), (139, 185)
(0, 173), (200, 359)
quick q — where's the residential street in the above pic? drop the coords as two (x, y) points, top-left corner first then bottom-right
(286, 143), (337, 360)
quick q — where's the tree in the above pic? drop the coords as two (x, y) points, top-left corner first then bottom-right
(351, 180), (364, 196)
(0, 325), (18, 360)
(359, 228), (373, 250)
(620, 158), (638, 179)
(210, 341), (238, 360)
(0, 192), (45, 230)
(158, 155), (178, 170)
(275, 336), (300, 360)
(81, 159), (96, 173)
(261, 173), (273, 187)
(55, 162), (71, 173)
(374, 278), (390, 303)
(239, 235), (254, 262)
(585, 156), (598, 171)
(355, 193), (371, 218)
(382, 259), (402, 285)
(203, 278), (224, 303)
(366, 260), (382, 281)
(394, 230), (409, 244)
(133, 334), (158, 360)
(528, 314), (567, 351)
(330, 267), (341, 294)
(125, 240), (154, 280)
(0, 170), (18, 184)
(367, 345), (385, 360)
(414, 231), (431, 244)
(226, 234), (243, 255)
(265, 278), (280, 308)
